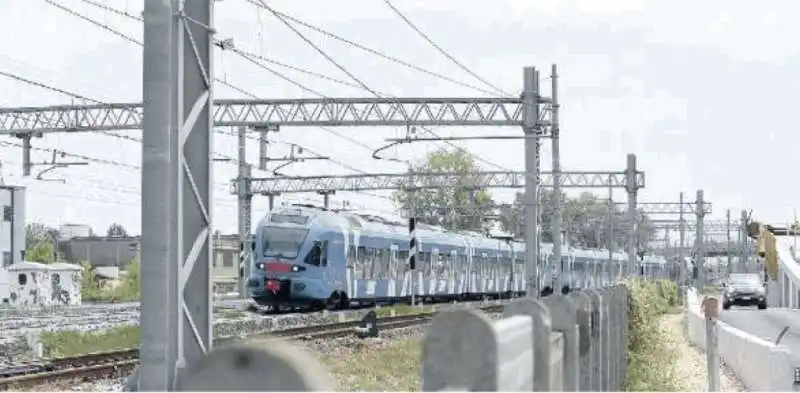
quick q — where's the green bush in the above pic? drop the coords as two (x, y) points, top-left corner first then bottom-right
(81, 260), (141, 302)
(624, 279), (680, 391)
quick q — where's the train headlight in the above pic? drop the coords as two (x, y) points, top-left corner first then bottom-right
(291, 265), (300, 272)
(255, 262), (265, 270)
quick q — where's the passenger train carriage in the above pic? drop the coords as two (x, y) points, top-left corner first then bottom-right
(247, 204), (668, 310)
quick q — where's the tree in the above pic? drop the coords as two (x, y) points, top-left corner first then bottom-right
(498, 190), (656, 250)
(25, 241), (55, 263)
(107, 223), (128, 238)
(25, 222), (57, 249)
(392, 148), (495, 231)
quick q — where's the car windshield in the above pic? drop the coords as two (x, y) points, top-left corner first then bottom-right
(260, 226), (308, 258)
(728, 275), (761, 286)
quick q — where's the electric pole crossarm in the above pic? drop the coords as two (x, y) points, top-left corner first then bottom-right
(234, 170), (646, 194)
(0, 97), (556, 133)
(614, 201), (713, 215)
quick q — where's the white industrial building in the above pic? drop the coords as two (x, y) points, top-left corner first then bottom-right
(1, 184), (25, 267)
(4, 261), (83, 308)
(0, 184), (26, 303)
(58, 223), (93, 240)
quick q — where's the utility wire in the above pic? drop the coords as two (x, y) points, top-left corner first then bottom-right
(66, 0), (400, 201)
(255, 1), (512, 172)
(244, 0), (502, 97)
(1, 155), (238, 206)
(381, 0), (512, 97)
(0, 139), (138, 169)
(44, 0), (375, 166)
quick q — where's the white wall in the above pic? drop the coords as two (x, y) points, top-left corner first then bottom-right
(684, 288), (794, 391)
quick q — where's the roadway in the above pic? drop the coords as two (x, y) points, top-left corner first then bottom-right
(721, 306), (800, 364)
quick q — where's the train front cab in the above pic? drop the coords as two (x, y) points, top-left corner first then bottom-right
(249, 225), (348, 310)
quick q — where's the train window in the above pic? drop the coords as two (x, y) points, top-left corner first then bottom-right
(372, 248), (388, 279)
(321, 241), (329, 267)
(458, 255), (468, 274)
(304, 241), (323, 267)
(362, 247), (375, 279)
(431, 249), (439, 277)
(389, 247), (398, 280)
(397, 250), (409, 277)
(347, 245), (357, 268)
(356, 246), (369, 279)
(383, 248), (391, 279)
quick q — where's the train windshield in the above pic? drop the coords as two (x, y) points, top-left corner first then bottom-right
(260, 226), (308, 258)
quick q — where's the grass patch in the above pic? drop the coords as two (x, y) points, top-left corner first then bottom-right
(36, 304), (432, 358)
(624, 278), (682, 391)
(321, 338), (421, 391)
(40, 325), (140, 358)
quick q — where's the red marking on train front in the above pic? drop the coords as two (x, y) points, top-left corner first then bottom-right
(265, 279), (280, 294)
(265, 262), (292, 272)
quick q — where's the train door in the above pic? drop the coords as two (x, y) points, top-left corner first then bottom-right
(449, 250), (458, 295)
(430, 248), (440, 295)
(389, 244), (399, 297)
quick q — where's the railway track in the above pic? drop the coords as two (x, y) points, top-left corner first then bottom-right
(0, 304), (504, 390)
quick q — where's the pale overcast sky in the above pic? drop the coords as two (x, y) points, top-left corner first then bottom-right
(1, 0), (798, 235)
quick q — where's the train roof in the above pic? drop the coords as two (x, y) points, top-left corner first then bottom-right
(258, 204), (637, 259)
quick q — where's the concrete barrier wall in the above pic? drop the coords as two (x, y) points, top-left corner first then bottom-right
(684, 288), (794, 391)
(165, 286), (631, 391)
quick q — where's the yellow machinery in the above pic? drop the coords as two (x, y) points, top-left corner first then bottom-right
(748, 221), (780, 280)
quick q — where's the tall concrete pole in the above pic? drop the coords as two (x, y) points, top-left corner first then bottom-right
(141, 0), (213, 389)
(522, 66), (540, 297)
(696, 190), (707, 290)
(550, 64), (563, 292)
(607, 182), (614, 283)
(626, 154), (638, 276)
(726, 209), (732, 274)
(678, 192), (686, 284)
(237, 126), (252, 299)
(740, 210), (748, 273)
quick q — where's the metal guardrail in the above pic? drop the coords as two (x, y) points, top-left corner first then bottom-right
(148, 286), (630, 391)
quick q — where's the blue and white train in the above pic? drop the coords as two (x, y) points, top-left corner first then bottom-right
(246, 204), (668, 310)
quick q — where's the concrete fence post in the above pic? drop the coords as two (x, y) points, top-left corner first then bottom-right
(615, 284), (630, 387)
(585, 289), (605, 391)
(542, 294), (580, 391)
(422, 309), (535, 391)
(175, 342), (337, 391)
(569, 291), (593, 391)
(503, 297), (556, 391)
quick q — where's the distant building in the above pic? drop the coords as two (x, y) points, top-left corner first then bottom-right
(58, 223), (93, 241)
(0, 185), (25, 267)
(61, 234), (238, 272)
(62, 236), (140, 267)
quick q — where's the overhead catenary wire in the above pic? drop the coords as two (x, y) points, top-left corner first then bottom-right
(73, 0), (511, 173)
(381, 0), (512, 97)
(253, 1), (513, 172)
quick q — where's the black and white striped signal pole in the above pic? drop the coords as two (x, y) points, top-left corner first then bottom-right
(408, 215), (417, 306)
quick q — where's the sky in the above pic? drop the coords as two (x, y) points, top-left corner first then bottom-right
(0, 0), (799, 237)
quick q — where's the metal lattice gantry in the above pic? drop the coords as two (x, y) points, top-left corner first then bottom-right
(650, 219), (738, 232)
(233, 170), (646, 195)
(0, 97), (531, 134)
(613, 191), (712, 287)
(626, 201), (712, 215)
